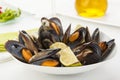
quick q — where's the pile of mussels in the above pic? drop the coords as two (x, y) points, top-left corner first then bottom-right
(5, 17), (115, 67)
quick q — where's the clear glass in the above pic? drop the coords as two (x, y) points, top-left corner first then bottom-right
(75, 0), (108, 18)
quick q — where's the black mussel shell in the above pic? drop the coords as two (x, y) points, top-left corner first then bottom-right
(62, 24), (71, 44)
(19, 31), (38, 52)
(76, 42), (102, 65)
(49, 17), (63, 41)
(85, 27), (91, 42)
(68, 27), (86, 49)
(29, 48), (61, 63)
(92, 28), (100, 43)
(5, 40), (26, 62)
(101, 39), (115, 60)
(38, 30), (56, 49)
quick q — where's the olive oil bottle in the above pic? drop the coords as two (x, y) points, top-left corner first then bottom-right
(75, 0), (107, 18)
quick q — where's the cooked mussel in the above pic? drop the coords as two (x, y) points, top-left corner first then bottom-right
(5, 17), (115, 67)
(38, 30), (56, 49)
(19, 30), (39, 53)
(67, 27), (86, 49)
(5, 40), (30, 62)
(76, 41), (102, 65)
(99, 39), (115, 60)
(5, 40), (61, 63)
(32, 58), (60, 67)
(49, 17), (63, 41)
(38, 17), (63, 44)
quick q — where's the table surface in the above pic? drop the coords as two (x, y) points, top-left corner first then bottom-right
(0, 0), (120, 80)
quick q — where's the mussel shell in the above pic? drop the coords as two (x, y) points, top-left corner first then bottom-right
(68, 27), (86, 49)
(85, 27), (91, 42)
(38, 30), (56, 49)
(76, 42), (102, 65)
(39, 17), (62, 42)
(49, 17), (62, 31)
(92, 28), (100, 43)
(99, 41), (107, 52)
(18, 30), (26, 45)
(32, 36), (42, 50)
(72, 43), (86, 55)
(41, 17), (50, 27)
(19, 30), (38, 53)
(42, 39), (53, 49)
(29, 48), (61, 63)
(38, 17), (62, 49)
(101, 39), (115, 60)
(49, 17), (63, 41)
(62, 24), (71, 44)
(5, 40), (26, 62)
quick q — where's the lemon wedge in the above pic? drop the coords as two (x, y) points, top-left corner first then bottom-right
(50, 42), (82, 67)
(50, 42), (67, 49)
(59, 47), (82, 66)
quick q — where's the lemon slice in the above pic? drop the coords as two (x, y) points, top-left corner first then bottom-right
(50, 42), (67, 49)
(60, 47), (82, 66)
(50, 42), (82, 67)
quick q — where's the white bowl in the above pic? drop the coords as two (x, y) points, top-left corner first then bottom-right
(5, 14), (116, 75)
(10, 31), (116, 75)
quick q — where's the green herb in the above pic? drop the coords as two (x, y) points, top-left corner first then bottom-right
(0, 8), (21, 23)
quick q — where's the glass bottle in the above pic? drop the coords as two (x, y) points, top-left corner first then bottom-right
(75, 0), (107, 18)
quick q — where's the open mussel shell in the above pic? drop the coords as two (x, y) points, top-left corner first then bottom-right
(99, 39), (115, 60)
(5, 40), (26, 62)
(76, 41), (102, 65)
(19, 30), (38, 53)
(39, 17), (63, 42)
(49, 17), (63, 41)
(38, 17), (64, 49)
(68, 27), (86, 49)
(19, 30), (41, 50)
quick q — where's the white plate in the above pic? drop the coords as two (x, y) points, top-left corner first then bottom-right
(7, 14), (117, 75)
(56, 13), (120, 28)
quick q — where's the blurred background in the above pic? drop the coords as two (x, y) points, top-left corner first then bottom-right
(1, 0), (120, 26)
